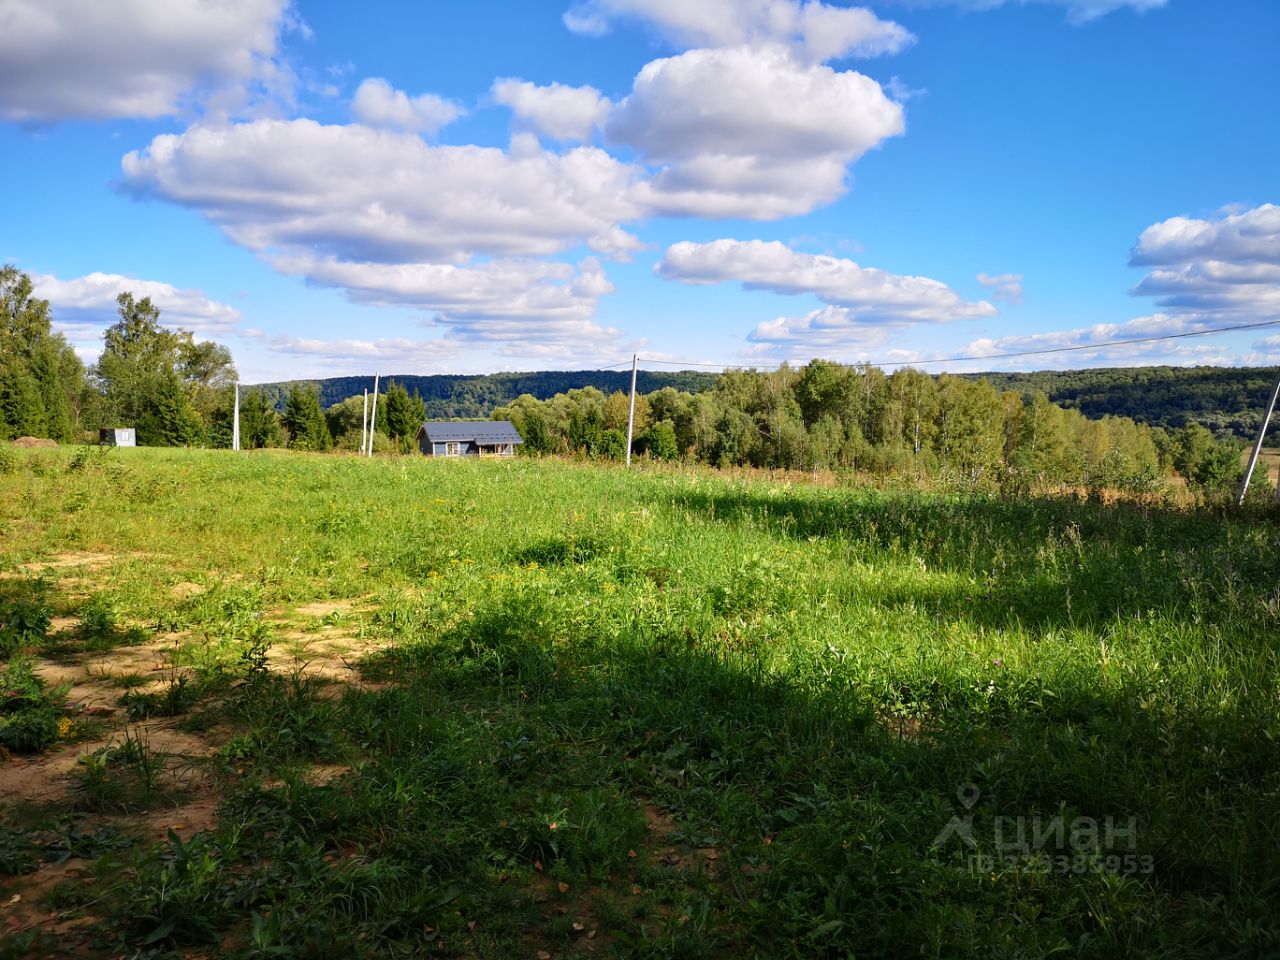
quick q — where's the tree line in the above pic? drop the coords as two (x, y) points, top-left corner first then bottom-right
(974, 365), (1280, 439)
(495, 361), (1263, 498)
(0, 265), (436, 452)
(253, 369), (717, 419)
(2, 266), (233, 446)
(1, 264), (1265, 497)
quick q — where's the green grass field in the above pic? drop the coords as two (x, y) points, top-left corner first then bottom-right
(2, 447), (1279, 958)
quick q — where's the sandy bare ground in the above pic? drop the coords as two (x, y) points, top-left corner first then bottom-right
(1, 571), (389, 952)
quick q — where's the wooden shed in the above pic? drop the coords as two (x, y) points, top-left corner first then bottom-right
(416, 421), (522, 457)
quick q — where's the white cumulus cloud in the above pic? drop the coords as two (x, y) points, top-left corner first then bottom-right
(269, 254), (621, 350)
(747, 306), (898, 359)
(120, 120), (647, 264)
(563, 0), (914, 62)
(1130, 203), (1280, 267)
(32, 270), (241, 333)
(1129, 204), (1280, 319)
(492, 79), (612, 142)
(0, 0), (294, 123)
(610, 46), (904, 218)
(658, 239), (996, 323)
(119, 120), (646, 361)
(351, 78), (464, 135)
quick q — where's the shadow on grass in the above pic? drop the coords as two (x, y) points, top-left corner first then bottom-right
(655, 484), (1280, 633)
(93, 552), (1280, 958)
(294, 586), (1280, 958)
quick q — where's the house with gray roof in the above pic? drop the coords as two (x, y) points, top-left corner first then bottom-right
(416, 420), (522, 457)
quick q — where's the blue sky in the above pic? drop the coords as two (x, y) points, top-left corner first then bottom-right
(2, 0), (1277, 383)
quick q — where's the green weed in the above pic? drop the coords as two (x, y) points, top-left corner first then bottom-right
(0, 656), (68, 752)
(119, 674), (200, 720)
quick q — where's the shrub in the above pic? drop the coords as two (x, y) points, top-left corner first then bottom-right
(0, 657), (68, 753)
(0, 596), (51, 658)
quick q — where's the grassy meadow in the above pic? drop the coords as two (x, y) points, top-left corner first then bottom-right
(1, 446), (1279, 958)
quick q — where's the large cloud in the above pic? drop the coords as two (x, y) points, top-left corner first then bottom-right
(492, 79), (612, 142)
(1130, 204), (1280, 267)
(610, 46), (904, 218)
(119, 119), (654, 364)
(659, 239), (996, 323)
(270, 254), (621, 350)
(1129, 204), (1280, 319)
(32, 270), (241, 333)
(351, 78), (464, 135)
(121, 120), (647, 264)
(563, 0), (913, 62)
(0, 0), (293, 123)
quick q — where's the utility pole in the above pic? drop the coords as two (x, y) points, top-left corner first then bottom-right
(625, 353), (638, 467)
(367, 374), (380, 456)
(232, 383), (240, 452)
(361, 389), (368, 457)
(1238, 370), (1280, 506)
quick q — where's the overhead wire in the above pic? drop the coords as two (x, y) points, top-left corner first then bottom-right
(612, 317), (1280, 372)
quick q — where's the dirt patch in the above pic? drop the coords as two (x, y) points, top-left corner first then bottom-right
(883, 713), (928, 742)
(0, 856), (99, 951)
(0, 745), (91, 806)
(170, 581), (205, 600)
(11, 437), (57, 448)
(304, 764), (350, 786)
(133, 795), (220, 842)
(0, 721), (218, 808)
(34, 638), (185, 705)
(19, 553), (118, 575)
(292, 601), (355, 618)
(644, 803), (676, 839)
(267, 634), (390, 683)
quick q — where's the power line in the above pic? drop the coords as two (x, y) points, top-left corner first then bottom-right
(626, 317), (1280, 372)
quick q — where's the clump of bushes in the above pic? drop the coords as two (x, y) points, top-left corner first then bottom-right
(1, 595), (51, 659)
(0, 656), (68, 753)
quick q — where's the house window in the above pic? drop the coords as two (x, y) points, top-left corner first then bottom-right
(445, 442), (461, 456)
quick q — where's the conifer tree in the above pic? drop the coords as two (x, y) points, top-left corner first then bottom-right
(283, 385), (332, 451)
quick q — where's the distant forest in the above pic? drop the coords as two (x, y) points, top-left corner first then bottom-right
(252, 370), (718, 419)
(966, 366), (1280, 439)
(254, 365), (1280, 440)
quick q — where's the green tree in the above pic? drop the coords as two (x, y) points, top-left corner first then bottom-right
(137, 375), (203, 446)
(0, 372), (46, 438)
(239, 389), (285, 449)
(383, 380), (427, 444)
(283, 385), (332, 451)
(638, 420), (679, 461)
(94, 292), (233, 446)
(795, 359), (855, 428)
(0, 265), (84, 441)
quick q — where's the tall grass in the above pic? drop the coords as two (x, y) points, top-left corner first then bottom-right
(1, 446), (1278, 958)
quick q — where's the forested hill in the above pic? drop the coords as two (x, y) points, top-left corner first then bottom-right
(252, 364), (1280, 438)
(252, 370), (718, 419)
(967, 366), (1280, 439)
